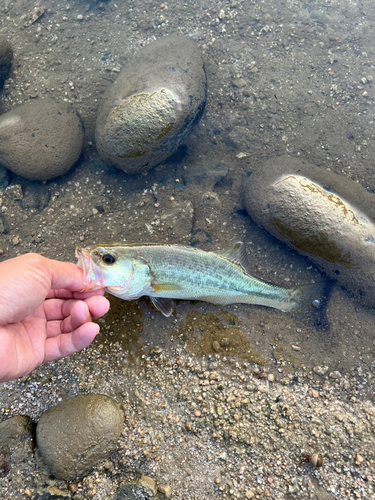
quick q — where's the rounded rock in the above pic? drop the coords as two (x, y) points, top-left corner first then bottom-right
(0, 98), (84, 180)
(0, 36), (13, 87)
(36, 394), (123, 480)
(244, 156), (375, 306)
(95, 35), (206, 174)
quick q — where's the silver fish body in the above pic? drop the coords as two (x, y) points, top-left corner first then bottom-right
(76, 242), (334, 330)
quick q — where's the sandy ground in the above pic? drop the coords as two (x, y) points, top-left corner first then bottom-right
(0, 0), (374, 498)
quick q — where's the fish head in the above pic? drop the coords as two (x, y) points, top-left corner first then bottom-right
(75, 244), (134, 292)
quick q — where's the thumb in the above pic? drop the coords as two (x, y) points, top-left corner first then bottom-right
(43, 258), (84, 292)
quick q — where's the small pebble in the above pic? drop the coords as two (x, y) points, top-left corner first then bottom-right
(329, 371), (342, 379)
(158, 484), (172, 499)
(212, 340), (220, 352)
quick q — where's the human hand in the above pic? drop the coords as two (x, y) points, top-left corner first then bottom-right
(0, 253), (110, 383)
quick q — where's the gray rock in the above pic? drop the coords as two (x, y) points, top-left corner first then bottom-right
(0, 415), (34, 472)
(243, 155), (375, 306)
(20, 183), (51, 211)
(0, 98), (84, 180)
(226, 125), (251, 150)
(95, 35), (206, 174)
(116, 475), (157, 500)
(0, 36), (13, 87)
(0, 415), (33, 451)
(36, 393), (123, 480)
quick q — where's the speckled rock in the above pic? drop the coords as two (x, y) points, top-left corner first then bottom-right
(0, 415), (34, 476)
(36, 394), (123, 480)
(95, 35), (206, 174)
(0, 36), (13, 87)
(244, 156), (375, 306)
(116, 475), (157, 500)
(0, 98), (84, 181)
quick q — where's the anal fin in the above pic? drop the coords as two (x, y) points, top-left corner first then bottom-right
(150, 297), (176, 317)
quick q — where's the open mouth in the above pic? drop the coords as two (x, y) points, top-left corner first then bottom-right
(75, 247), (105, 291)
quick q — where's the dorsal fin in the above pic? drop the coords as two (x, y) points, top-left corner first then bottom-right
(212, 241), (251, 274)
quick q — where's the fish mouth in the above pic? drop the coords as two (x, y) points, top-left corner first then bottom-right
(75, 247), (105, 291)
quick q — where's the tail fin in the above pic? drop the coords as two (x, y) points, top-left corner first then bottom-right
(287, 280), (336, 332)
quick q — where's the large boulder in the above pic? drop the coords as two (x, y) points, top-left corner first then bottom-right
(36, 393), (123, 480)
(244, 156), (375, 306)
(0, 98), (84, 180)
(95, 35), (206, 174)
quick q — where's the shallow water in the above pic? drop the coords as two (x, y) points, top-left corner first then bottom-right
(0, 0), (374, 499)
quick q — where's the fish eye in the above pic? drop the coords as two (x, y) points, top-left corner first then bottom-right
(102, 253), (115, 265)
(312, 299), (320, 309)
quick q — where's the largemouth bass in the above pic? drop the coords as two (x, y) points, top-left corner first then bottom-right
(76, 242), (334, 331)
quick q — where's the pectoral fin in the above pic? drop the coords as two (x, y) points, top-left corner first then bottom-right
(152, 283), (183, 293)
(150, 297), (176, 317)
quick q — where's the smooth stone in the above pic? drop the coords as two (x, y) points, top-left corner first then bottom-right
(0, 98), (84, 180)
(36, 394), (123, 480)
(244, 156), (375, 306)
(0, 36), (13, 87)
(95, 35), (206, 174)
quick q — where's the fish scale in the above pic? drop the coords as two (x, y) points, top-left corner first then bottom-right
(76, 241), (335, 331)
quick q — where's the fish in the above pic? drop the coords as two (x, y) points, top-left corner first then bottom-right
(75, 241), (335, 331)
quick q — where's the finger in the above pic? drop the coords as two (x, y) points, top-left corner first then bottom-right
(62, 301), (91, 333)
(46, 289), (106, 300)
(72, 289), (106, 300)
(46, 320), (67, 338)
(43, 295), (110, 323)
(85, 295), (110, 319)
(44, 322), (100, 363)
(61, 296), (110, 332)
(42, 298), (78, 322)
(41, 258), (85, 292)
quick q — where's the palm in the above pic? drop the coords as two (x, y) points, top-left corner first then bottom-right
(0, 254), (109, 383)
